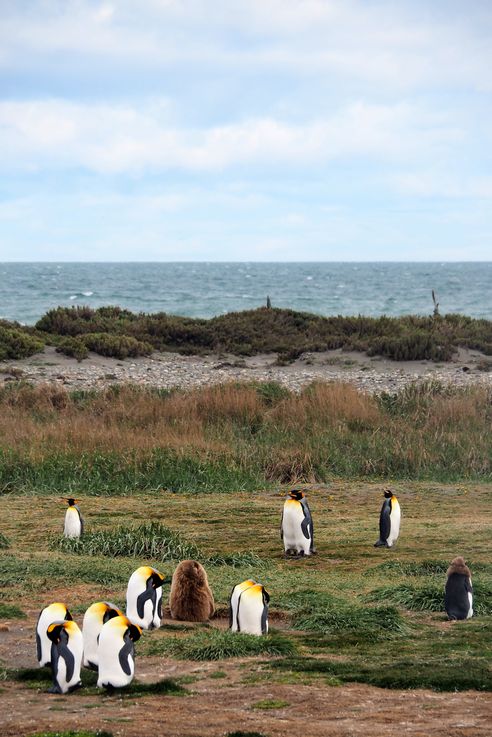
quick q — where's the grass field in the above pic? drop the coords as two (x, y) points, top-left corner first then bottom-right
(0, 483), (490, 696)
(0, 380), (491, 736)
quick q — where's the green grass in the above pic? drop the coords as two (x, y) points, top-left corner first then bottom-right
(0, 531), (9, 549)
(0, 448), (264, 495)
(0, 554), (135, 588)
(144, 628), (297, 661)
(0, 602), (26, 618)
(270, 653), (492, 691)
(53, 522), (264, 568)
(277, 590), (407, 639)
(251, 699), (290, 709)
(367, 578), (492, 615)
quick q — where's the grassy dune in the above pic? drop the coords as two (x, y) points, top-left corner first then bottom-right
(0, 380), (491, 492)
(0, 486), (490, 692)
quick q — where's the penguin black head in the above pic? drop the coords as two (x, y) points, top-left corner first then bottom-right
(289, 489), (305, 501)
(148, 570), (168, 589)
(61, 497), (79, 507)
(46, 621), (66, 643)
(127, 623), (142, 642)
(102, 605), (121, 624)
(383, 489), (393, 499)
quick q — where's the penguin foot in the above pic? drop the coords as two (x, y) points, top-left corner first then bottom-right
(47, 686), (62, 694)
(374, 540), (388, 548)
(68, 681), (83, 693)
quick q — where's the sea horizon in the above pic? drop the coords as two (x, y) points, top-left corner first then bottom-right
(2, 261), (492, 325)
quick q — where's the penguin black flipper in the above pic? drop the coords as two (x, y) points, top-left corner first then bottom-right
(118, 630), (135, 676)
(57, 630), (75, 683)
(36, 629), (42, 664)
(375, 499), (391, 546)
(77, 508), (84, 535)
(280, 509), (284, 540)
(261, 588), (270, 635)
(300, 500), (312, 541)
(136, 583), (156, 620)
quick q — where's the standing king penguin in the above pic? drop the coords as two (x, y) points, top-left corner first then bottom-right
(235, 583), (269, 635)
(62, 498), (84, 539)
(46, 620), (83, 694)
(126, 566), (165, 630)
(445, 556), (473, 620)
(97, 615), (142, 690)
(82, 601), (123, 669)
(374, 489), (401, 548)
(229, 579), (256, 631)
(36, 602), (73, 667)
(281, 489), (315, 557)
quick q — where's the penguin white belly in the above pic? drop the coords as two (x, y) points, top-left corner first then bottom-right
(237, 587), (267, 636)
(64, 509), (81, 538)
(82, 616), (101, 668)
(37, 604), (69, 667)
(97, 645), (134, 688)
(230, 581), (256, 632)
(282, 502), (310, 554)
(467, 591), (473, 618)
(386, 501), (401, 547)
(56, 641), (83, 693)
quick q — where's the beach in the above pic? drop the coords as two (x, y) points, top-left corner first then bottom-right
(2, 344), (491, 394)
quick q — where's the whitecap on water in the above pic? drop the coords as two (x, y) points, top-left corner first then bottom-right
(82, 291), (93, 296)
(306, 276), (313, 280)
(69, 295), (77, 300)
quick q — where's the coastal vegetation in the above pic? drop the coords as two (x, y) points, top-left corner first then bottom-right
(0, 380), (491, 493)
(1, 305), (492, 361)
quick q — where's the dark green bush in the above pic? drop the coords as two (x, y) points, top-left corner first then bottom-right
(55, 336), (89, 362)
(0, 324), (44, 360)
(82, 332), (153, 359)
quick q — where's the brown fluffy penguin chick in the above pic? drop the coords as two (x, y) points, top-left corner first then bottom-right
(169, 560), (215, 622)
(446, 556), (471, 578)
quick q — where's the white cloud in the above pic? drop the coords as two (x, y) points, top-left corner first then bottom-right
(0, 98), (462, 173)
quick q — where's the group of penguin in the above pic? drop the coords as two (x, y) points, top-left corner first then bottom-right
(41, 489), (474, 695)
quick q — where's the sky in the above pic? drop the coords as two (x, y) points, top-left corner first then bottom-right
(1, 0), (492, 262)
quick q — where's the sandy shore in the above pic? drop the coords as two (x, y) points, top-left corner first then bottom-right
(1, 345), (491, 393)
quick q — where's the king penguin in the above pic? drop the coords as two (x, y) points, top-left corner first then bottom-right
(36, 602), (73, 667)
(97, 614), (142, 690)
(62, 498), (84, 539)
(229, 579), (256, 631)
(235, 583), (270, 636)
(46, 619), (83, 694)
(126, 565), (165, 630)
(374, 489), (401, 548)
(281, 489), (315, 557)
(82, 601), (123, 670)
(445, 556), (473, 620)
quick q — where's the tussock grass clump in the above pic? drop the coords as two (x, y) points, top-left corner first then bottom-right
(278, 590), (407, 639)
(55, 522), (202, 561)
(0, 554), (133, 587)
(0, 531), (9, 549)
(53, 522), (264, 568)
(148, 628), (296, 661)
(369, 559), (492, 576)
(271, 655), (492, 692)
(368, 580), (492, 615)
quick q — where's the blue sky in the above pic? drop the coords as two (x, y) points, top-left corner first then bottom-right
(1, 0), (491, 261)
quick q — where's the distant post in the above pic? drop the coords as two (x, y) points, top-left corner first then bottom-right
(266, 295), (272, 309)
(432, 290), (440, 317)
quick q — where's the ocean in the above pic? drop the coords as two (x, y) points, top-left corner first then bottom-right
(1, 262), (491, 325)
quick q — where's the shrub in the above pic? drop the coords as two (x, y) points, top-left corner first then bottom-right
(82, 333), (153, 359)
(0, 324), (44, 360)
(55, 336), (89, 362)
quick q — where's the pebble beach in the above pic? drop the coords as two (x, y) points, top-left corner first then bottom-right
(2, 345), (491, 394)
